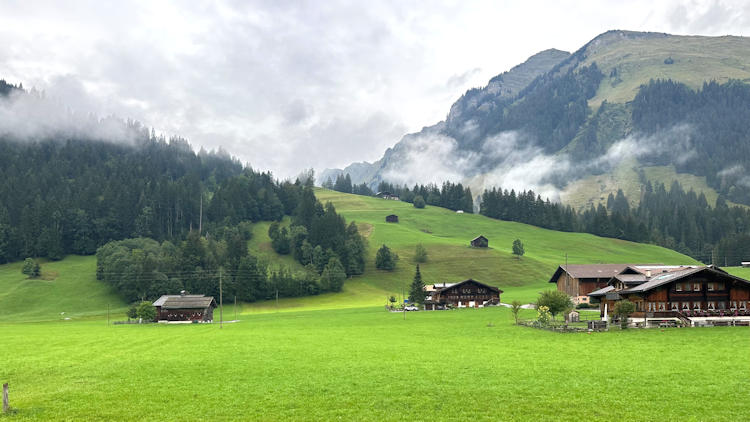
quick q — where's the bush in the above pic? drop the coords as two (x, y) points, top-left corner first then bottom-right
(613, 300), (636, 329)
(414, 243), (428, 263)
(21, 258), (40, 278)
(576, 302), (598, 309)
(375, 244), (398, 270)
(136, 301), (157, 322)
(536, 290), (573, 319)
(413, 195), (425, 209)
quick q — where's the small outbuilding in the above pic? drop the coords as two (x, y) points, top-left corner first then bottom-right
(376, 191), (400, 200)
(153, 292), (217, 322)
(385, 214), (399, 223)
(470, 235), (488, 248)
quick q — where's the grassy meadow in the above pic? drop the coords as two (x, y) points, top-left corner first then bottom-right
(4, 189), (744, 421)
(2, 307), (750, 421)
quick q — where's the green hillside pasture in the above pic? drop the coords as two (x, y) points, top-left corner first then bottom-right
(2, 307), (748, 421)
(313, 189), (698, 304)
(585, 35), (750, 106)
(0, 255), (125, 322)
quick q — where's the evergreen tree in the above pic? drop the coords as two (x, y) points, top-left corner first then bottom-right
(408, 264), (426, 305)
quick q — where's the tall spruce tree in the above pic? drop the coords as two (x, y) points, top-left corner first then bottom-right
(408, 264), (426, 305)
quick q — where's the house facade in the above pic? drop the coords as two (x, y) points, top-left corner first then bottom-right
(423, 279), (502, 310)
(588, 265), (750, 326)
(153, 293), (217, 322)
(548, 264), (631, 304)
(385, 214), (399, 223)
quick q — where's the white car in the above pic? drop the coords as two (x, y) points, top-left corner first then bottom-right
(404, 305), (419, 311)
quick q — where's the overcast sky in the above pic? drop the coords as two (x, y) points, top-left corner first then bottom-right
(2, 0), (750, 178)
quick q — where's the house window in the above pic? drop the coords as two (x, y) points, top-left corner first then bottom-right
(718, 301), (726, 310)
(730, 301), (738, 310)
(478, 288), (486, 294)
(682, 302), (690, 310)
(716, 282), (724, 290)
(671, 302), (678, 311)
(648, 302), (655, 312)
(462, 288), (472, 294)
(707, 301), (715, 310)
(707, 283), (714, 291)
(693, 283), (701, 291)
(693, 302), (701, 310)
(740, 301), (747, 310)
(675, 283), (683, 292)
(658, 302), (666, 311)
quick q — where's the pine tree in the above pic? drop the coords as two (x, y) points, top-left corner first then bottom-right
(408, 265), (426, 305)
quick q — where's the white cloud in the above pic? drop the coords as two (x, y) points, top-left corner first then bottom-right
(1, 1), (749, 178)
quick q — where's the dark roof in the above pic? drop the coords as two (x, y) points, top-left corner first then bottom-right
(620, 266), (750, 295)
(472, 235), (488, 242)
(588, 285), (615, 297)
(435, 279), (502, 294)
(153, 295), (217, 309)
(386, 214), (398, 218)
(548, 264), (631, 283)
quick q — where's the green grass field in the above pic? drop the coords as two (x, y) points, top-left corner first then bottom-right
(3, 190), (738, 421)
(2, 307), (749, 421)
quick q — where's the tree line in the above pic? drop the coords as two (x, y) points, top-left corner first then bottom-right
(480, 181), (750, 264)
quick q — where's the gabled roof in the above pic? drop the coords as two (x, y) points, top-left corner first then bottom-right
(434, 279), (502, 293)
(472, 235), (488, 242)
(548, 264), (631, 283)
(588, 285), (615, 297)
(153, 295), (217, 309)
(620, 266), (750, 294)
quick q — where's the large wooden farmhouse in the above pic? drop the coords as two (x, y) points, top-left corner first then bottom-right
(561, 264), (750, 326)
(423, 279), (502, 310)
(153, 293), (217, 322)
(548, 264), (630, 304)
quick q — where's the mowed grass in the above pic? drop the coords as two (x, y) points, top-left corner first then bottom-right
(2, 307), (749, 421)
(312, 189), (698, 304)
(0, 255), (126, 322)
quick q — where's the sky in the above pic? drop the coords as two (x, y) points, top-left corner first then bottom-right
(2, 0), (750, 179)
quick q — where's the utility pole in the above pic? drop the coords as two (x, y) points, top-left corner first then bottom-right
(219, 268), (223, 329)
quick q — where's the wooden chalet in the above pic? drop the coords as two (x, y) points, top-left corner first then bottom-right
(470, 235), (488, 248)
(153, 293), (217, 322)
(588, 265), (750, 326)
(423, 279), (502, 310)
(376, 191), (399, 200)
(548, 264), (631, 304)
(385, 214), (399, 223)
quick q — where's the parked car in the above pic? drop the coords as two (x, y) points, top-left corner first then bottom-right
(404, 305), (419, 311)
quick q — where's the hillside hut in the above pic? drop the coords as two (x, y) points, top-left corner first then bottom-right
(376, 191), (399, 200)
(470, 235), (488, 248)
(385, 214), (399, 223)
(153, 292), (217, 322)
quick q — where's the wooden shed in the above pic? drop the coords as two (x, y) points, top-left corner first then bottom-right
(470, 235), (488, 248)
(385, 214), (399, 223)
(153, 293), (217, 322)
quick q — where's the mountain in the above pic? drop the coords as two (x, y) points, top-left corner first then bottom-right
(325, 30), (750, 209)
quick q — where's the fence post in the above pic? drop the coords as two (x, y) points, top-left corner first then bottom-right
(2, 382), (8, 413)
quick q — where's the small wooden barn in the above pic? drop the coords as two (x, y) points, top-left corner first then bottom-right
(385, 214), (399, 223)
(152, 293), (217, 322)
(376, 191), (399, 200)
(470, 235), (488, 248)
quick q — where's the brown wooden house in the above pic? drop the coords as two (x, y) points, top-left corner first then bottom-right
(470, 235), (488, 248)
(385, 214), (399, 223)
(423, 279), (502, 310)
(589, 266), (750, 325)
(549, 264), (632, 304)
(153, 293), (217, 322)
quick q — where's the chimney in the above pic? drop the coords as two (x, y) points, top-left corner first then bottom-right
(646, 270), (651, 278)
